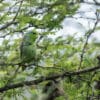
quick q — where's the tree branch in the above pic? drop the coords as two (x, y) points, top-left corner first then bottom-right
(0, 0), (23, 31)
(78, 12), (99, 69)
(0, 65), (100, 93)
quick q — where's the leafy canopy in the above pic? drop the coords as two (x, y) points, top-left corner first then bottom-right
(0, 0), (100, 100)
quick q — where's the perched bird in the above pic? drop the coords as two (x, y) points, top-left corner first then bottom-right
(20, 31), (37, 69)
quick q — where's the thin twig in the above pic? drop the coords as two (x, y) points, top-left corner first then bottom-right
(78, 12), (99, 69)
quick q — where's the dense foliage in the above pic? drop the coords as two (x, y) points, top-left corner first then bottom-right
(0, 0), (100, 100)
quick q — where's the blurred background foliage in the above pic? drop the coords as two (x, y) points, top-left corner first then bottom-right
(0, 0), (100, 100)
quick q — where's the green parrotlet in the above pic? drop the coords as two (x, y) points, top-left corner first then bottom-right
(20, 31), (37, 69)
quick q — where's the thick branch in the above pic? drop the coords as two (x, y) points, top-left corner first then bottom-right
(0, 65), (100, 93)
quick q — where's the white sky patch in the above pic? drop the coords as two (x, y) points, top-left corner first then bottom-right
(84, 12), (96, 19)
(79, 3), (96, 12)
(49, 24), (85, 39)
(63, 18), (86, 31)
(91, 31), (100, 41)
